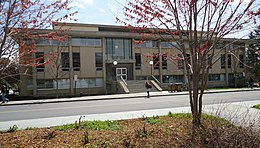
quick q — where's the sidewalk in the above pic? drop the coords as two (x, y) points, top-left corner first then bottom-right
(1, 87), (260, 106)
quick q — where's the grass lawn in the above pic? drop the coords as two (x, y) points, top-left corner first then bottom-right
(0, 113), (259, 147)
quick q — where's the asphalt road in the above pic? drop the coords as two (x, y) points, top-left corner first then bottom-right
(0, 91), (259, 122)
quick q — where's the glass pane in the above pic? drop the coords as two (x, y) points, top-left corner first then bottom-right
(122, 69), (126, 74)
(117, 69), (121, 74)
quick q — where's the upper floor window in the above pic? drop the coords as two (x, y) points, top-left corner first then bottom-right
(208, 54), (212, 69)
(153, 53), (159, 69)
(106, 38), (132, 60)
(178, 54), (184, 69)
(61, 53), (70, 71)
(161, 41), (180, 48)
(239, 54), (244, 68)
(95, 53), (103, 71)
(135, 40), (158, 48)
(71, 38), (101, 47)
(35, 52), (44, 72)
(36, 39), (69, 46)
(221, 54), (226, 69)
(135, 53), (141, 70)
(228, 54), (231, 68)
(215, 43), (224, 49)
(73, 53), (80, 71)
(61, 52), (80, 71)
(162, 53), (167, 69)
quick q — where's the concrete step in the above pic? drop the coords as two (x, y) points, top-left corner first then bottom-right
(126, 80), (159, 93)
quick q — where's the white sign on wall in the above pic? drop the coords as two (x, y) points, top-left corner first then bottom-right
(74, 75), (78, 81)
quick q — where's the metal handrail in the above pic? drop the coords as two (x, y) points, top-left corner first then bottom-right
(151, 75), (160, 84)
(120, 76), (127, 86)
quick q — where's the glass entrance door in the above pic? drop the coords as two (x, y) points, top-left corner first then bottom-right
(116, 68), (127, 80)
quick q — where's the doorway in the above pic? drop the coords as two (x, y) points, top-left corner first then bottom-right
(116, 68), (127, 80)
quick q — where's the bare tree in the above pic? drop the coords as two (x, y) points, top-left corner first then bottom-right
(117, 0), (260, 131)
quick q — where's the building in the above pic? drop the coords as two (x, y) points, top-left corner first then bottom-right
(19, 23), (248, 97)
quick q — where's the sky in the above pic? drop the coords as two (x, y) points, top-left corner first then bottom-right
(67, 0), (259, 38)
(68, 0), (125, 25)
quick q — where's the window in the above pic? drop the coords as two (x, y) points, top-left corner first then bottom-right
(95, 53), (103, 70)
(73, 53), (80, 71)
(71, 38), (101, 46)
(37, 79), (54, 89)
(162, 53), (167, 69)
(221, 54), (226, 69)
(135, 53), (141, 70)
(37, 39), (69, 46)
(161, 41), (180, 48)
(208, 54), (212, 69)
(106, 38), (132, 60)
(178, 54), (184, 69)
(208, 74), (225, 81)
(239, 54), (244, 68)
(61, 52), (80, 71)
(186, 54), (191, 64)
(228, 54), (231, 68)
(135, 40), (158, 48)
(61, 53), (70, 71)
(153, 53), (159, 69)
(215, 43), (224, 49)
(35, 52), (44, 72)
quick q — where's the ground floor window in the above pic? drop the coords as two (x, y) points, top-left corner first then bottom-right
(53, 78), (103, 89)
(28, 78), (104, 90)
(163, 75), (184, 83)
(208, 74), (225, 81)
(37, 79), (54, 89)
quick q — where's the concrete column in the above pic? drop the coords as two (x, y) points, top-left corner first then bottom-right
(69, 37), (74, 95)
(132, 39), (136, 80)
(225, 44), (228, 87)
(102, 37), (107, 93)
(32, 53), (37, 97)
(158, 40), (163, 85)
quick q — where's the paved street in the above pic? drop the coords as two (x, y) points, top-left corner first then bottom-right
(0, 89), (259, 130)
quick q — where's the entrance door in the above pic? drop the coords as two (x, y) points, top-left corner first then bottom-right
(116, 68), (127, 80)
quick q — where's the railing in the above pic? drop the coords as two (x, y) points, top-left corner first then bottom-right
(151, 75), (160, 84)
(120, 76), (127, 86)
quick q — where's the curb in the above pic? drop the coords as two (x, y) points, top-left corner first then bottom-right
(1, 88), (259, 106)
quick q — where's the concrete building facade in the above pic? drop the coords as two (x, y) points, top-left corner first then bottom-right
(19, 23), (247, 97)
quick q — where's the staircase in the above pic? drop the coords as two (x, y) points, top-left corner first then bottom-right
(125, 80), (161, 93)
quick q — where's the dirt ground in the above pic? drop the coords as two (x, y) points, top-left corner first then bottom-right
(0, 115), (259, 148)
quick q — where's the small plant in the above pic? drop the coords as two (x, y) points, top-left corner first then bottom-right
(6, 125), (18, 133)
(42, 129), (57, 140)
(135, 123), (153, 138)
(146, 116), (164, 124)
(252, 104), (260, 109)
(75, 115), (85, 129)
(82, 129), (91, 145)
